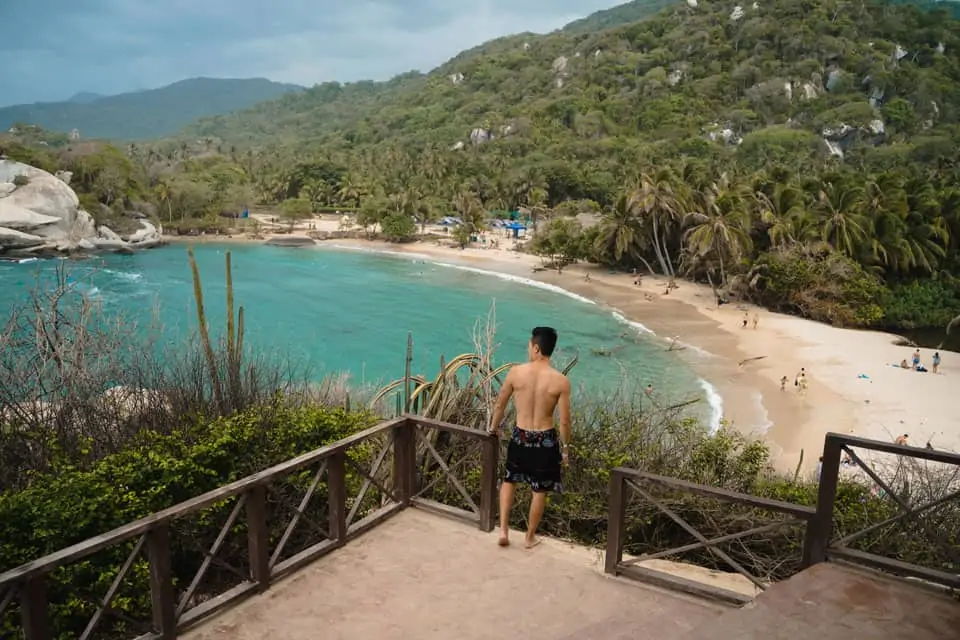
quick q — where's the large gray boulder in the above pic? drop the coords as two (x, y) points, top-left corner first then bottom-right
(0, 160), (94, 245)
(0, 201), (62, 231)
(0, 227), (46, 248)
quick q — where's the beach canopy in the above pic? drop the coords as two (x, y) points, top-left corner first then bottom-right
(504, 221), (527, 230)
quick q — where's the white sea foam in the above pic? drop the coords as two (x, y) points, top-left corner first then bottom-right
(104, 269), (143, 282)
(699, 378), (724, 435)
(748, 390), (774, 435)
(326, 244), (598, 305)
(611, 311), (654, 335)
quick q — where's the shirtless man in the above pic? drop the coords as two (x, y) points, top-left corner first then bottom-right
(489, 326), (571, 549)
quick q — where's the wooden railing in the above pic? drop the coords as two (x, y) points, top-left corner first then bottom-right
(0, 415), (498, 639)
(605, 432), (960, 603)
(808, 432), (960, 589)
(604, 469), (816, 605)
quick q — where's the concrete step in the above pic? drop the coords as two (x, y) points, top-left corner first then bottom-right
(683, 562), (960, 640)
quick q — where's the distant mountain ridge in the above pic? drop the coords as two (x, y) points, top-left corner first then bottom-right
(0, 78), (304, 141)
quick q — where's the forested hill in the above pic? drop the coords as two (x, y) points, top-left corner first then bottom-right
(0, 78), (304, 141)
(181, 0), (960, 164)
(148, 0), (960, 332)
(562, 0), (681, 33)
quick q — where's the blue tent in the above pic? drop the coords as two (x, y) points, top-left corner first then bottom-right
(504, 221), (527, 239)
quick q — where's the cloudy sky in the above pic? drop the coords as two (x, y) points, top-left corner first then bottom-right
(0, 0), (623, 106)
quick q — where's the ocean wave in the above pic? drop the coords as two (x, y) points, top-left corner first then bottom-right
(699, 378), (724, 435)
(748, 390), (774, 435)
(611, 311), (654, 335)
(326, 244), (598, 305)
(103, 269), (144, 282)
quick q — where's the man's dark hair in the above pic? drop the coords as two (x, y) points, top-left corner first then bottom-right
(531, 326), (558, 357)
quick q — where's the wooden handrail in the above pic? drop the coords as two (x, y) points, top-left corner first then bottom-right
(611, 469), (817, 519)
(607, 431), (960, 600)
(0, 416), (407, 585)
(0, 414), (500, 640)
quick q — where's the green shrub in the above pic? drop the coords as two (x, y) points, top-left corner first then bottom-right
(0, 405), (374, 638)
(12, 174), (29, 187)
(744, 246), (887, 327)
(380, 213), (416, 242)
(881, 279), (960, 330)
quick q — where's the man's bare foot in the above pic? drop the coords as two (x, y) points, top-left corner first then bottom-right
(498, 534), (510, 547)
(524, 536), (542, 549)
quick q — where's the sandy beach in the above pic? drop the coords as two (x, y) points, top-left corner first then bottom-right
(166, 216), (958, 473)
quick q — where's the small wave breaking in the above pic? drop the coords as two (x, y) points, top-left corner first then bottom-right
(699, 378), (724, 434)
(327, 244), (597, 305)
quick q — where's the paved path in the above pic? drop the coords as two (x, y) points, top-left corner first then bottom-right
(184, 509), (724, 640)
(684, 561), (960, 639)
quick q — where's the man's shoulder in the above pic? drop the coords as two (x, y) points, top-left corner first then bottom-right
(550, 368), (571, 387)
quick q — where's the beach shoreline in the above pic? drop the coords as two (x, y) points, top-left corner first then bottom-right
(165, 227), (957, 473)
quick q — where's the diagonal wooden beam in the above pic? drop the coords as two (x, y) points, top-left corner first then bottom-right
(269, 462), (328, 570)
(79, 533), (146, 640)
(836, 488), (960, 547)
(346, 434), (395, 526)
(177, 494), (247, 618)
(418, 429), (479, 514)
(621, 518), (804, 566)
(626, 479), (768, 591)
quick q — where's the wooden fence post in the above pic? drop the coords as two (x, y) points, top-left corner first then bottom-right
(479, 435), (500, 532)
(20, 575), (50, 640)
(147, 524), (176, 638)
(247, 485), (271, 590)
(802, 434), (843, 568)
(328, 452), (348, 544)
(604, 470), (627, 575)
(393, 418), (416, 506)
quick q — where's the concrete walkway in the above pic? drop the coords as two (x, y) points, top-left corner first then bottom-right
(184, 509), (725, 640)
(684, 561), (960, 639)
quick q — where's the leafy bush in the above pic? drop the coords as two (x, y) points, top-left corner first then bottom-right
(742, 245), (888, 327)
(380, 213), (416, 241)
(0, 406), (373, 638)
(881, 279), (960, 330)
(11, 174), (29, 187)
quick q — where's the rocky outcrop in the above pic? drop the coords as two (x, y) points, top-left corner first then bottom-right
(0, 159), (163, 256)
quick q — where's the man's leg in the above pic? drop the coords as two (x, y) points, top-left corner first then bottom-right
(498, 481), (515, 546)
(525, 491), (547, 548)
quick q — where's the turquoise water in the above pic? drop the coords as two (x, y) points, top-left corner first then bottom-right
(0, 244), (719, 426)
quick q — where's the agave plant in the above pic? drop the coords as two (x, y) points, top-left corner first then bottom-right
(370, 337), (579, 428)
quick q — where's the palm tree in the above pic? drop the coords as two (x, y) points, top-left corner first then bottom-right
(811, 179), (868, 258)
(683, 173), (753, 285)
(594, 192), (648, 267)
(630, 170), (683, 277)
(754, 182), (806, 250)
(155, 179), (174, 223)
(338, 174), (365, 208)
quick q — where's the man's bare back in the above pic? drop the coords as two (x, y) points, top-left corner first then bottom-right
(508, 361), (571, 432)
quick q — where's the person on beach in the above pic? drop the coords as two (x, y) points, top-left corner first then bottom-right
(780, 376), (788, 391)
(742, 312), (749, 329)
(794, 367), (806, 389)
(895, 433), (909, 446)
(912, 349), (921, 368)
(932, 351), (941, 374)
(489, 327), (571, 549)
(752, 313), (759, 329)
(645, 384), (654, 396)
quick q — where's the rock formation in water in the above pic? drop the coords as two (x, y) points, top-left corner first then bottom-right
(0, 159), (163, 257)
